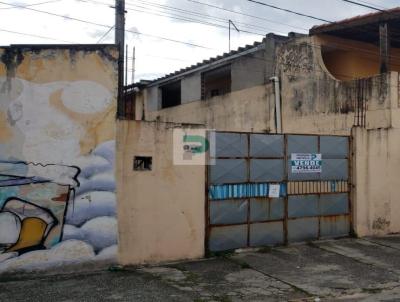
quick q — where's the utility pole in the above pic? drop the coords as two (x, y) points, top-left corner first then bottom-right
(131, 46), (135, 84)
(228, 20), (239, 52)
(125, 44), (128, 86)
(115, 0), (125, 118)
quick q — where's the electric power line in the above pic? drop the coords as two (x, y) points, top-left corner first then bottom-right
(248, 0), (400, 42)
(0, 0), (62, 9)
(125, 0), (289, 34)
(0, 0), (216, 50)
(0, 27), (398, 90)
(247, 0), (332, 23)
(341, 0), (385, 12)
(80, 0), (268, 37)
(186, 0), (308, 31)
(0, 28), (77, 43)
(2, 0), (400, 82)
(97, 25), (114, 43)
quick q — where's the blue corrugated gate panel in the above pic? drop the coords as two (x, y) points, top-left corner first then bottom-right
(288, 135), (318, 154)
(250, 222), (284, 246)
(250, 198), (284, 222)
(210, 159), (247, 184)
(210, 199), (248, 225)
(320, 136), (348, 159)
(288, 217), (319, 243)
(250, 134), (284, 157)
(288, 195), (319, 218)
(209, 225), (248, 252)
(207, 132), (350, 252)
(250, 159), (284, 182)
(215, 132), (248, 157)
(320, 215), (350, 238)
(320, 193), (349, 216)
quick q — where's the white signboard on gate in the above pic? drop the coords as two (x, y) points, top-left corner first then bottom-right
(291, 153), (322, 173)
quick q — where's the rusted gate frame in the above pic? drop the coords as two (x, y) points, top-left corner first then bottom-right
(205, 131), (352, 253)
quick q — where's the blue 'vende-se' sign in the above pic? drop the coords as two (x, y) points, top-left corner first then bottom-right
(291, 153), (322, 173)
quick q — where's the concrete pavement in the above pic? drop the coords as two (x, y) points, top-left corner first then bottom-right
(1, 236), (400, 301)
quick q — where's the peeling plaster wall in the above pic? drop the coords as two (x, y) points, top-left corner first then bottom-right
(116, 120), (205, 265)
(276, 36), (394, 135)
(0, 45), (118, 273)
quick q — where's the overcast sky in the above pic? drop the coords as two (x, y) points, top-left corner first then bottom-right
(0, 0), (398, 82)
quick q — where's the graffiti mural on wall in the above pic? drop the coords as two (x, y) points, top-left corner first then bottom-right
(0, 162), (80, 254)
(0, 72), (117, 272)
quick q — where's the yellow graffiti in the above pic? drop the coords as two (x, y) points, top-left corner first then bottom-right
(8, 218), (47, 252)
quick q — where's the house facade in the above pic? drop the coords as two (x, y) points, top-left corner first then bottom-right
(117, 9), (400, 265)
(1, 9), (400, 272)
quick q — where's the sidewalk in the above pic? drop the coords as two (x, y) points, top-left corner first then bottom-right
(1, 236), (400, 301)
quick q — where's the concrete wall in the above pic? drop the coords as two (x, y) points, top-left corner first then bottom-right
(352, 127), (400, 236)
(277, 36), (395, 136)
(147, 86), (160, 111)
(352, 74), (400, 236)
(145, 47), (268, 113)
(145, 85), (274, 133)
(231, 49), (265, 91)
(182, 73), (201, 104)
(0, 45), (118, 273)
(116, 120), (205, 265)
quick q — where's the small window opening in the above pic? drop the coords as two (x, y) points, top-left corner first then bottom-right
(201, 65), (231, 100)
(161, 81), (181, 108)
(134, 156), (152, 171)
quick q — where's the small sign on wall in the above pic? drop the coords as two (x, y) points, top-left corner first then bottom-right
(291, 153), (322, 173)
(268, 184), (280, 198)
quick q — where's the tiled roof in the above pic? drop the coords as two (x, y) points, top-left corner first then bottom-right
(139, 40), (265, 87)
(310, 7), (400, 34)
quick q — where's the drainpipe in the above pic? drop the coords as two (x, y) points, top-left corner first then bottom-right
(270, 76), (282, 134)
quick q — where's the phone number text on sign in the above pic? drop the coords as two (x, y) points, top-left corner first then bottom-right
(291, 153), (322, 173)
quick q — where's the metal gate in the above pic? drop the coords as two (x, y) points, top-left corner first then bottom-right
(206, 132), (350, 252)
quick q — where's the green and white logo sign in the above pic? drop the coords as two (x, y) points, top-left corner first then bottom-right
(173, 129), (215, 165)
(291, 153), (322, 173)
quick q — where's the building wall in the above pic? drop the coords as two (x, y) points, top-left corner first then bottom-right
(0, 45), (118, 273)
(116, 120), (205, 265)
(352, 74), (400, 236)
(129, 34), (400, 258)
(182, 73), (202, 104)
(352, 127), (400, 236)
(277, 36), (395, 136)
(231, 49), (266, 91)
(145, 85), (274, 133)
(145, 47), (267, 112)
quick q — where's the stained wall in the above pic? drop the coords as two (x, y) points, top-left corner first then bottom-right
(116, 120), (205, 265)
(0, 45), (118, 273)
